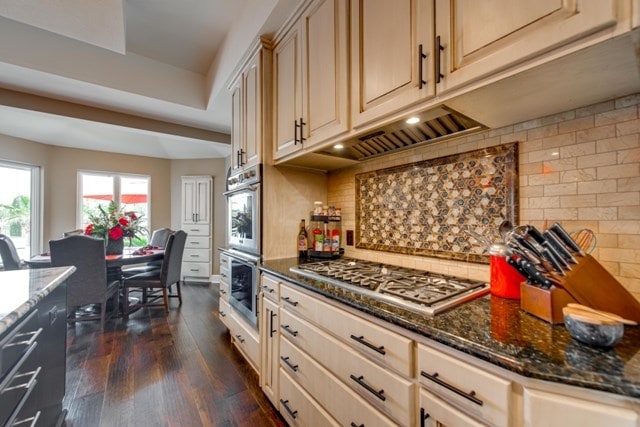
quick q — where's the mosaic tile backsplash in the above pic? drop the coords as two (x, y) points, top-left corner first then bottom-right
(355, 143), (519, 263)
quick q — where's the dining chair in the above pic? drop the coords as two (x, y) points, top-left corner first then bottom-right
(63, 229), (84, 237)
(49, 235), (120, 330)
(0, 234), (24, 270)
(121, 227), (174, 279)
(122, 230), (187, 317)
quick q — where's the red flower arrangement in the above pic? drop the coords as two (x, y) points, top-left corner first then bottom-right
(84, 201), (145, 242)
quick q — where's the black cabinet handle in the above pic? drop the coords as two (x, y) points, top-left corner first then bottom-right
(282, 296), (299, 307)
(420, 407), (430, 427)
(351, 423), (364, 427)
(294, 118), (299, 145)
(280, 356), (299, 372)
(269, 311), (276, 338)
(350, 334), (385, 355)
(435, 35), (444, 83)
(299, 117), (306, 143)
(281, 324), (298, 337)
(418, 43), (428, 89)
(420, 370), (483, 406)
(349, 374), (385, 401)
(235, 334), (245, 344)
(280, 399), (298, 419)
(219, 311), (226, 317)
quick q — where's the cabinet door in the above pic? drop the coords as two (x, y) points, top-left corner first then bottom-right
(350, 0), (434, 128)
(243, 52), (262, 169)
(419, 388), (485, 427)
(194, 178), (211, 224)
(273, 28), (303, 160)
(181, 179), (197, 224)
(230, 79), (243, 171)
(435, 0), (622, 93)
(300, 0), (349, 148)
(260, 296), (279, 407)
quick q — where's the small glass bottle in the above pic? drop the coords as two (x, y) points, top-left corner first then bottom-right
(297, 219), (308, 260)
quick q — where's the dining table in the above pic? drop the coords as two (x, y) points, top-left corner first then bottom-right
(26, 248), (166, 317)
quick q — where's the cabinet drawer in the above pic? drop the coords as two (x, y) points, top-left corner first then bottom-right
(182, 262), (210, 278)
(417, 343), (511, 427)
(229, 311), (259, 371)
(186, 236), (210, 249)
(280, 308), (413, 425)
(280, 283), (412, 376)
(279, 369), (339, 427)
(219, 298), (231, 328)
(183, 248), (210, 263)
(280, 337), (398, 427)
(0, 310), (39, 382)
(419, 388), (485, 427)
(182, 224), (209, 236)
(261, 274), (280, 302)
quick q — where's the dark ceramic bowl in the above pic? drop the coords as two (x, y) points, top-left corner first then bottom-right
(564, 314), (624, 348)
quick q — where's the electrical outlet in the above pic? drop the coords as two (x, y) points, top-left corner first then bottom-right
(346, 230), (354, 246)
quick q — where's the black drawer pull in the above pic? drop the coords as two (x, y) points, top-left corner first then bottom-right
(262, 285), (275, 293)
(280, 399), (298, 419)
(269, 311), (277, 338)
(4, 328), (42, 349)
(420, 407), (430, 427)
(13, 410), (41, 426)
(219, 311), (226, 317)
(282, 296), (298, 306)
(420, 370), (483, 406)
(350, 334), (385, 355)
(280, 356), (299, 372)
(281, 324), (298, 337)
(235, 334), (245, 344)
(349, 374), (385, 401)
(351, 423), (364, 427)
(220, 289), (226, 295)
(3, 366), (41, 393)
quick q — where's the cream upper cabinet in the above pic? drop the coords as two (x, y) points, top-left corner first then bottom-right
(350, 0), (435, 129)
(273, 0), (349, 161)
(181, 176), (211, 225)
(435, 0), (626, 93)
(230, 40), (270, 170)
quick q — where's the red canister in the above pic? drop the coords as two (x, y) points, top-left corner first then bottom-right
(489, 255), (523, 299)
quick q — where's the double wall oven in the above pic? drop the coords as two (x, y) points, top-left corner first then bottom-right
(224, 164), (261, 327)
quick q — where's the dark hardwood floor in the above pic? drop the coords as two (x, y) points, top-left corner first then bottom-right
(63, 282), (286, 427)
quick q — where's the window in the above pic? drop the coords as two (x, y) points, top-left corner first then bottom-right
(78, 171), (150, 246)
(0, 161), (41, 260)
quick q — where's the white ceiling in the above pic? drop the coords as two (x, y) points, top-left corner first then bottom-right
(0, 0), (299, 159)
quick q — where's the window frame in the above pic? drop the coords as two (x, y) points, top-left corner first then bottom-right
(76, 170), (151, 238)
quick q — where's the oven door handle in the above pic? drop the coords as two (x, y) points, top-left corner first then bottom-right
(223, 184), (260, 197)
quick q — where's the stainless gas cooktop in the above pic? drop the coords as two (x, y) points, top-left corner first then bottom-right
(290, 257), (489, 315)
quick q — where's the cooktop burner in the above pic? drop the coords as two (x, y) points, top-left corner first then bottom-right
(290, 257), (489, 315)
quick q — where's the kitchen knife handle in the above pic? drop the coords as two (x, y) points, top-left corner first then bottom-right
(549, 223), (585, 256)
(540, 247), (566, 276)
(542, 241), (571, 270)
(543, 230), (578, 264)
(527, 226), (546, 245)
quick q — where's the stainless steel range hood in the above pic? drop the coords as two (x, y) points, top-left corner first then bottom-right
(318, 106), (485, 161)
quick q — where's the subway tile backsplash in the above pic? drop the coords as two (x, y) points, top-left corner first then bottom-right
(328, 93), (640, 301)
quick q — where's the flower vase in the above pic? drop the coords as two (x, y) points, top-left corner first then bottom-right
(106, 238), (124, 255)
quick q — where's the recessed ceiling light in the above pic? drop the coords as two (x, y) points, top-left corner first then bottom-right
(334, 143), (344, 149)
(406, 116), (420, 124)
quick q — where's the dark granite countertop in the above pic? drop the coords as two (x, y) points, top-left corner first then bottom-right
(261, 257), (640, 399)
(0, 267), (75, 335)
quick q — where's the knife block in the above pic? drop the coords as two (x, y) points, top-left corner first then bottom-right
(560, 254), (640, 323)
(520, 255), (640, 323)
(520, 282), (578, 324)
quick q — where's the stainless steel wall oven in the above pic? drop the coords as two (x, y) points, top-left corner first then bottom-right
(226, 249), (259, 327)
(224, 165), (262, 327)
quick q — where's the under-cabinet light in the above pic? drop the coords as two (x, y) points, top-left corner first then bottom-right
(406, 116), (420, 124)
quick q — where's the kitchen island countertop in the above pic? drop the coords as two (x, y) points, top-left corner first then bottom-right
(0, 266), (76, 335)
(261, 257), (640, 399)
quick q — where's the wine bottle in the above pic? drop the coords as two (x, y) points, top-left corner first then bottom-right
(297, 219), (308, 260)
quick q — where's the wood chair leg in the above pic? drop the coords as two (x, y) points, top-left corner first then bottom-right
(162, 288), (169, 313)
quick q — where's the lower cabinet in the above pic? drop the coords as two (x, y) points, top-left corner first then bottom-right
(257, 273), (639, 427)
(0, 281), (67, 427)
(228, 310), (259, 372)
